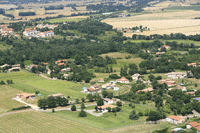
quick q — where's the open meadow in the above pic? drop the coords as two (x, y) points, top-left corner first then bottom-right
(0, 71), (88, 100)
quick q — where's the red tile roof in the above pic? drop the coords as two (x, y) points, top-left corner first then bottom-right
(168, 115), (183, 121)
(58, 63), (65, 66)
(188, 122), (200, 127)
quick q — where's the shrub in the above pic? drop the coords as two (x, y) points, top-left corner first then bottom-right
(71, 104), (76, 111)
(131, 105), (135, 108)
(79, 110), (87, 117)
(129, 113), (139, 120)
(129, 103), (132, 107)
(81, 98), (85, 103)
(107, 107), (111, 112)
(52, 109), (55, 113)
(117, 101), (122, 107)
(116, 107), (121, 112)
(112, 108), (116, 112)
(138, 111), (143, 116)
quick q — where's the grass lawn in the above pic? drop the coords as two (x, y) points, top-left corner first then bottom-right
(53, 103), (153, 129)
(0, 85), (25, 114)
(0, 71), (87, 99)
(0, 111), (105, 133)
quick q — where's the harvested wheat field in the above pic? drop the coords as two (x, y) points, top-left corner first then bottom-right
(102, 10), (200, 36)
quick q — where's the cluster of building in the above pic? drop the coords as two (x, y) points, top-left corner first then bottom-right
(83, 84), (102, 94)
(23, 27), (54, 38)
(0, 24), (15, 36)
(0, 64), (20, 72)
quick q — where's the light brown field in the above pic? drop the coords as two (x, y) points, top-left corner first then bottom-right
(144, 1), (190, 11)
(102, 10), (200, 36)
(0, 4), (17, 9)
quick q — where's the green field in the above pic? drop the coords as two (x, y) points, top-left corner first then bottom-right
(0, 85), (25, 114)
(124, 39), (200, 46)
(45, 17), (86, 23)
(0, 71), (87, 99)
(53, 104), (154, 129)
(0, 43), (13, 51)
(0, 111), (105, 133)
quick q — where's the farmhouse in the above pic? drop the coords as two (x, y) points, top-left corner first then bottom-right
(167, 72), (187, 79)
(132, 73), (140, 81)
(158, 79), (176, 87)
(8, 67), (20, 72)
(116, 77), (129, 84)
(12, 64), (20, 67)
(16, 93), (36, 100)
(156, 52), (165, 55)
(162, 45), (171, 50)
(86, 84), (101, 94)
(1, 28), (14, 35)
(40, 31), (54, 38)
(136, 88), (154, 93)
(48, 93), (64, 98)
(98, 78), (104, 82)
(166, 115), (185, 125)
(102, 98), (114, 105)
(102, 83), (116, 89)
(63, 74), (70, 78)
(61, 67), (71, 72)
(188, 63), (197, 67)
(176, 85), (187, 91)
(0, 64), (9, 68)
(185, 91), (195, 96)
(23, 27), (38, 36)
(186, 122), (200, 130)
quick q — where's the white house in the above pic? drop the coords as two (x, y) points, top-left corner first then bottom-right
(116, 77), (130, 84)
(166, 115), (185, 125)
(102, 83), (116, 89)
(186, 122), (200, 130)
(40, 31), (54, 38)
(132, 73), (140, 81)
(102, 98), (114, 105)
(167, 72), (187, 79)
(23, 30), (38, 36)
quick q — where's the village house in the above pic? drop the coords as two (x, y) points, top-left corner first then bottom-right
(0, 24), (9, 30)
(186, 122), (200, 130)
(8, 67), (20, 72)
(1, 28), (14, 36)
(136, 88), (154, 93)
(185, 91), (195, 96)
(195, 126), (200, 133)
(176, 85), (187, 91)
(86, 84), (101, 94)
(132, 73), (141, 81)
(102, 98), (114, 105)
(162, 45), (171, 50)
(23, 27), (38, 36)
(58, 63), (65, 66)
(158, 48), (161, 51)
(40, 31), (54, 38)
(97, 104), (116, 112)
(12, 64), (20, 67)
(0, 64), (9, 69)
(98, 78), (104, 82)
(43, 63), (48, 66)
(156, 52), (165, 55)
(188, 63), (197, 67)
(167, 72), (187, 79)
(102, 83), (116, 89)
(141, 49), (146, 53)
(158, 79), (176, 87)
(116, 77), (130, 84)
(55, 60), (68, 64)
(61, 67), (71, 72)
(166, 115), (185, 125)
(48, 93), (64, 98)
(16, 93), (36, 100)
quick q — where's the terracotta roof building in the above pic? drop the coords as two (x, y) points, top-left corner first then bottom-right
(166, 115), (185, 125)
(16, 93), (36, 100)
(186, 122), (200, 130)
(116, 77), (129, 84)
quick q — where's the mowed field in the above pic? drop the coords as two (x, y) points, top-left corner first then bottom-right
(102, 4), (200, 36)
(0, 71), (87, 100)
(0, 111), (105, 133)
(0, 85), (25, 114)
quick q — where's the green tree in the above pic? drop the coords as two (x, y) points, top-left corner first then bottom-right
(138, 111), (143, 116)
(97, 98), (104, 106)
(86, 94), (94, 102)
(79, 110), (87, 117)
(56, 96), (62, 106)
(107, 107), (111, 112)
(129, 110), (139, 120)
(47, 96), (56, 108)
(117, 101), (122, 107)
(71, 104), (76, 111)
(81, 98), (85, 103)
(76, 98), (80, 104)
(155, 96), (163, 108)
(146, 110), (162, 121)
(81, 102), (85, 110)
(38, 98), (47, 109)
